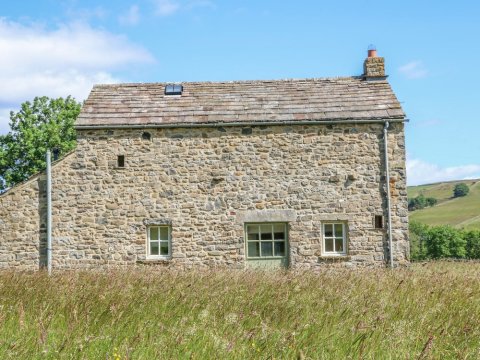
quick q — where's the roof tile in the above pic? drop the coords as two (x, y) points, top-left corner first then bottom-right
(76, 77), (405, 127)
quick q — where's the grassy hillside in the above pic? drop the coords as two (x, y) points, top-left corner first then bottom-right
(1, 264), (480, 358)
(408, 179), (480, 230)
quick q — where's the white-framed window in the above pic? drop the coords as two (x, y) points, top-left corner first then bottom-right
(322, 223), (347, 256)
(246, 223), (287, 258)
(147, 225), (171, 259)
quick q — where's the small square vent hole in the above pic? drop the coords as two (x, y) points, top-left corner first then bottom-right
(117, 155), (125, 168)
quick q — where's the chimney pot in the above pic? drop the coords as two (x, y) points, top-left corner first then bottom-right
(363, 46), (385, 80)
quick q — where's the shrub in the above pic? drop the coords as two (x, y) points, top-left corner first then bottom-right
(453, 183), (469, 198)
(408, 195), (437, 211)
(409, 221), (429, 260)
(464, 230), (480, 259)
(425, 225), (466, 259)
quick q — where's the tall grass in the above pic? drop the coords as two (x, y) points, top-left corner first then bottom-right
(1, 262), (480, 359)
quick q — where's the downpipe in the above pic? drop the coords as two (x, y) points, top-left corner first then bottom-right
(384, 121), (394, 268)
(46, 150), (52, 275)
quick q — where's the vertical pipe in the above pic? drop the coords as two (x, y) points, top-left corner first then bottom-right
(46, 150), (52, 275)
(384, 122), (394, 268)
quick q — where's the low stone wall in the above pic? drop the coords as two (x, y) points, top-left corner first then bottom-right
(0, 172), (47, 270)
(0, 123), (409, 270)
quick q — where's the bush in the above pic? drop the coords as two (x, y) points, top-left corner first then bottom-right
(425, 225), (467, 259)
(409, 221), (429, 260)
(453, 183), (469, 198)
(410, 223), (472, 260)
(464, 230), (480, 259)
(408, 195), (437, 211)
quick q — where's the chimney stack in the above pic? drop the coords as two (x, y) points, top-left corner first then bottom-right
(363, 45), (386, 80)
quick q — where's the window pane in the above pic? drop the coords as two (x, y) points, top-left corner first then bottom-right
(150, 241), (159, 255)
(260, 224), (272, 239)
(248, 242), (260, 257)
(160, 227), (169, 241)
(261, 232), (272, 241)
(335, 238), (344, 253)
(335, 224), (343, 237)
(273, 224), (285, 240)
(150, 227), (159, 241)
(261, 242), (273, 257)
(325, 238), (334, 252)
(247, 225), (260, 241)
(160, 242), (169, 256)
(274, 241), (285, 256)
(324, 224), (333, 237)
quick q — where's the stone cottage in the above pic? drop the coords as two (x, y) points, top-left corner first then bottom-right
(0, 50), (409, 270)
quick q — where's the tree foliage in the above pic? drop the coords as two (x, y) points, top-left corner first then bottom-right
(465, 230), (480, 259)
(425, 225), (467, 259)
(409, 221), (430, 260)
(408, 194), (438, 211)
(0, 96), (81, 191)
(410, 221), (480, 260)
(453, 183), (470, 198)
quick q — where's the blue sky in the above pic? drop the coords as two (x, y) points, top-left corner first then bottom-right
(1, 0), (479, 185)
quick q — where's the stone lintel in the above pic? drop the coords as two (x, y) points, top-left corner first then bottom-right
(143, 218), (172, 226)
(315, 214), (350, 221)
(236, 209), (296, 224)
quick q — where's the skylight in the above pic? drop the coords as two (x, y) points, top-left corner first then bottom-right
(165, 84), (183, 95)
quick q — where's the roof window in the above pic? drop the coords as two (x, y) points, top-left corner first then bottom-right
(165, 84), (183, 95)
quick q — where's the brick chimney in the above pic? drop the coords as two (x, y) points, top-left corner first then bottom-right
(363, 45), (386, 80)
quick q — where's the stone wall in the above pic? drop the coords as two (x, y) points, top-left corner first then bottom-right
(0, 123), (409, 270)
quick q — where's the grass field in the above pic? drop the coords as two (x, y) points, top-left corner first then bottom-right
(408, 179), (480, 230)
(1, 263), (480, 359)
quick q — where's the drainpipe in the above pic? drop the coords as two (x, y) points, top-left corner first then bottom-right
(46, 150), (52, 275)
(383, 121), (394, 268)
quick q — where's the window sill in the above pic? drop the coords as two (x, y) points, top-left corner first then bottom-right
(137, 258), (171, 265)
(318, 255), (351, 262)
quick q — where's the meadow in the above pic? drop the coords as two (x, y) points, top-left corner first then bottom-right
(1, 262), (480, 359)
(408, 179), (480, 230)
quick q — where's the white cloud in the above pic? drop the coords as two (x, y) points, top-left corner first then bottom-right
(153, 0), (180, 16)
(152, 0), (215, 16)
(398, 61), (428, 79)
(0, 108), (11, 134)
(407, 158), (480, 186)
(119, 5), (140, 26)
(0, 18), (154, 134)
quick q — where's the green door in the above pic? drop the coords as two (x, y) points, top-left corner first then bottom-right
(245, 223), (288, 269)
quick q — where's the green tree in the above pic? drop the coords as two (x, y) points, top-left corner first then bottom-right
(0, 96), (81, 191)
(425, 225), (466, 259)
(425, 197), (437, 207)
(453, 183), (469, 198)
(409, 221), (430, 260)
(408, 195), (437, 211)
(464, 230), (480, 259)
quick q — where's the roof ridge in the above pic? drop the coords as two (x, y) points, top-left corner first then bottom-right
(92, 76), (367, 88)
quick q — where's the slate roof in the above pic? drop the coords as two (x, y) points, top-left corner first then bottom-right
(76, 77), (405, 128)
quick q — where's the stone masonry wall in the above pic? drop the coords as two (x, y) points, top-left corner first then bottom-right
(0, 123), (408, 270)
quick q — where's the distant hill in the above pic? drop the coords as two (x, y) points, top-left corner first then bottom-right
(408, 179), (480, 230)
